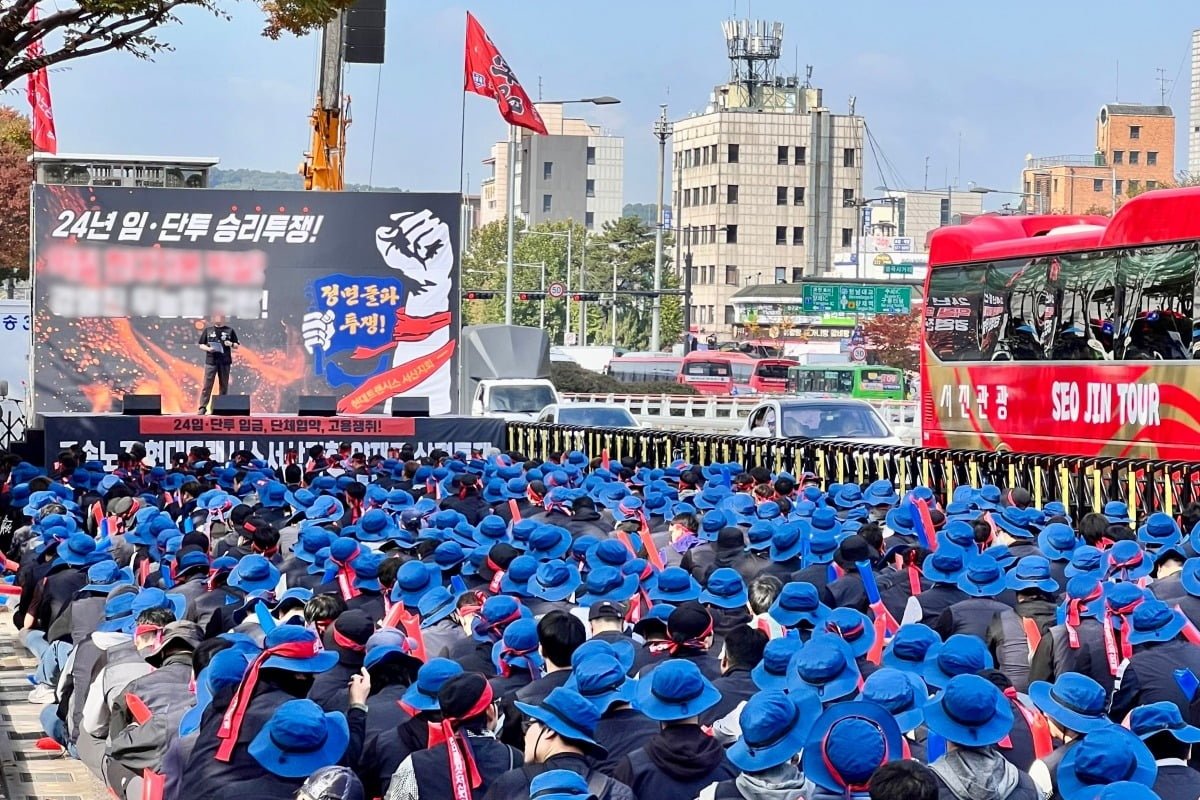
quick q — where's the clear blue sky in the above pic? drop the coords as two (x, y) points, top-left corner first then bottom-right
(48, 0), (1198, 206)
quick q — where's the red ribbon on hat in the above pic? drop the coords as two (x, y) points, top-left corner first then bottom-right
(1065, 582), (1104, 649)
(668, 615), (713, 654)
(475, 605), (522, 642)
(497, 644), (542, 680)
(332, 627), (366, 653)
(442, 682), (494, 800)
(1105, 592), (1144, 668)
(332, 546), (362, 601)
(216, 638), (326, 761)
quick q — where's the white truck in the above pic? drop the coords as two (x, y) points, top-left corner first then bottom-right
(461, 325), (561, 420)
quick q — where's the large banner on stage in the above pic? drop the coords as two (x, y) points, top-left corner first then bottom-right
(32, 186), (461, 415)
(41, 414), (506, 470)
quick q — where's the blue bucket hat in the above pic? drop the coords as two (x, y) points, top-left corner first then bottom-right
(527, 770), (593, 800)
(392, 561), (441, 608)
(1137, 512), (1181, 550)
(350, 551), (384, 592)
(770, 521), (809, 563)
(481, 478), (507, 505)
(1039, 523), (1080, 562)
(179, 648), (252, 735)
(699, 510), (727, 542)
(803, 701), (903, 793)
(401, 658), (463, 711)
(751, 635), (803, 690)
(491, 617), (544, 677)
(81, 561), (134, 594)
(994, 505), (1036, 539)
(248, 699), (349, 778)
(920, 546), (967, 585)
(1058, 726), (1157, 800)
(260, 625), (339, 673)
(834, 484), (866, 509)
(472, 595), (532, 642)
(972, 484), (1002, 510)
(1108, 539), (1153, 580)
(1029, 672), (1110, 733)
(1065, 545), (1106, 578)
(698, 568), (748, 609)
(859, 668), (927, 732)
(526, 525), (572, 560)
(746, 521), (777, 551)
(58, 533), (98, 567)
(431, 541), (468, 572)
(305, 495), (345, 525)
(649, 566), (702, 603)
(1181, 558), (1200, 597)
(923, 673), (1013, 746)
(587, 539), (633, 571)
(922, 634), (995, 689)
(1007, 555), (1060, 593)
(885, 503), (917, 537)
(957, 555), (1009, 597)
(355, 509), (400, 543)
(1127, 597), (1186, 645)
(474, 516), (510, 546)
(499, 555), (539, 597)
(693, 485), (731, 511)
(864, 480), (899, 508)
(788, 634), (862, 702)
(417, 586), (462, 628)
(293, 528), (333, 563)
(769, 581), (830, 629)
(577, 566), (639, 606)
(516, 687), (606, 756)
(823, 606), (876, 659)
(1130, 700), (1200, 743)
(881, 623), (940, 673)
(258, 481), (289, 509)
(228, 555), (281, 594)
(633, 659), (722, 721)
(530, 559), (582, 603)
(805, 527), (840, 567)
(564, 653), (636, 712)
(728, 688), (823, 772)
(1104, 500), (1134, 525)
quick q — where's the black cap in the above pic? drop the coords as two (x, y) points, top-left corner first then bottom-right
(717, 526), (745, 549)
(667, 600), (713, 642)
(1006, 487), (1033, 509)
(438, 672), (491, 720)
(325, 609), (374, 666)
(588, 601), (626, 621)
(835, 534), (872, 568)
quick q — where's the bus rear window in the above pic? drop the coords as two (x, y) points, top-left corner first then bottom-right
(683, 361), (731, 378)
(755, 363), (791, 380)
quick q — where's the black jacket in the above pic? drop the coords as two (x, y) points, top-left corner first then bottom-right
(594, 707), (661, 776)
(612, 724), (737, 799)
(1152, 762), (1200, 800)
(358, 716), (429, 799)
(405, 728), (521, 800)
(936, 597), (1012, 641)
(440, 494), (492, 526)
(482, 752), (634, 800)
(701, 666), (757, 726)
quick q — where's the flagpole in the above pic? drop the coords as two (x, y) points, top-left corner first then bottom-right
(504, 123), (516, 325)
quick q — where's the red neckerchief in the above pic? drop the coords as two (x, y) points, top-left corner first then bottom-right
(442, 683), (494, 800)
(1065, 583), (1104, 648)
(333, 547), (362, 600)
(217, 638), (326, 761)
(1106, 594), (1145, 665)
(497, 644), (542, 679)
(348, 498), (363, 524)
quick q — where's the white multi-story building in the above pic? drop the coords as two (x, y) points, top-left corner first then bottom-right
(478, 103), (623, 231)
(1190, 29), (1200, 177)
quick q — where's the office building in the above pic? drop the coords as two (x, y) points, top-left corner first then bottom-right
(672, 19), (865, 335)
(1021, 103), (1175, 215)
(1191, 29), (1200, 177)
(478, 103), (623, 231)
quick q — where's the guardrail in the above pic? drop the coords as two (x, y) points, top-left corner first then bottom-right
(507, 421), (1196, 519)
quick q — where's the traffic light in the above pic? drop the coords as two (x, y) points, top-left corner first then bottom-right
(571, 292), (600, 302)
(464, 291), (495, 300)
(518, 292), (545, 301)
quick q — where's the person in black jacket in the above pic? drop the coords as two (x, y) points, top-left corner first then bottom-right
(439, 474), (490, 526)
(308, 610), (374, 714)
(566, 650), (658, 775)
(701, 624), (767, 727)
(1130, 702), (1200, 800)
(1111, 598), (1200, 726)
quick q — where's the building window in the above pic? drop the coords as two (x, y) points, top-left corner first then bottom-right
(793, 226), (804, 245)
(777, 186), (787, 205)
(1053, 178), (1058, 192)
(792, 267), (804, 282)
(939, 198), (950, 226)
(708, 224), (716, 243)
(842, 188), (855, 207)
(776, 226), (787, 245)
(1130, 125), (1141, 139)
(728, 144), (739, 163)
(725, 265), (738, 285)
(794, 186), (805, 206)
(692, 188), (700, 206)
(702, 147), (710, 165)
(1147, 151), (1158, 166)
(702, 186), (710, 205)
(726, 224), (738, 243)
(692, 148), (701, 166)
(1129, 151), (1139, 165)
(843, 148), (856, 167)
(778, 145), (789, 165)
(1128, 179), (1140, 193)
(775, 267), (787, 283)
(1112, 150), (1123, 164)
(1115, 179), (1124, 195)
(841, 228), (853, 247)
(727, 185), (739, 204)
(543, 162), (553, 180)
(710, 185), (717, 204)
(1147, 180), (1158, 189)
(585, 211), (594, 229)
(724, 306), (735, 325)
(794, 146), (806, 165)
(585, 179), (595, 198)
(586, 146), (596, 165)
(710, 145), (717, 162)
(1093, 179), (1104, 192)
(542, 194), (552, 213)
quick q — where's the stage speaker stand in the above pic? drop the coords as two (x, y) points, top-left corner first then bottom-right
(298, 396), (339, 417)
(212, 395), (251, 416)
(391, 398), (430, 418)
(122, 394), (162, 416)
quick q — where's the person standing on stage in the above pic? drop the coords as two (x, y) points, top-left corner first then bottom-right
(197, 313), (239, 414)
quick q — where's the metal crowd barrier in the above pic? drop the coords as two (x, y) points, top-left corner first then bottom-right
(506, 422), (1198, 519)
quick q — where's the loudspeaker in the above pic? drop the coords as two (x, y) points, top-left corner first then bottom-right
(390, 397), (430, 418)
(344, 0), (386, 64)
(212, 395), (251, 416)
(298, 395), (339, 417)
(122, 394), (162, 416)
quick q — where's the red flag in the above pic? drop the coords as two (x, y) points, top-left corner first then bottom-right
(25, 6), (57, 154)
(464, 12), (547, 135)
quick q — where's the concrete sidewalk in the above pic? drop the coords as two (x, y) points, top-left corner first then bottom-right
(0, 612), (106, 800)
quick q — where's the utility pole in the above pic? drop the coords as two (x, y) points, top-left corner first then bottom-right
(504, 125), (517, 324)
(651, 104), (673, 352)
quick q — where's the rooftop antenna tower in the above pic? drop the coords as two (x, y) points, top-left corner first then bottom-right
(720, 18), (784, 110)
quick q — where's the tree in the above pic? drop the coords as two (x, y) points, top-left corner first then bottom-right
(861, 310), (921, 373)
(0, 0), (352, 90)
(586, 215), (682, 350)
(0, 108), (31, 280)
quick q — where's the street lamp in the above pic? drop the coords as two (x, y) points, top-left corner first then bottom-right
(504, 95), (621, 325)
(968, 183), (1045, 214)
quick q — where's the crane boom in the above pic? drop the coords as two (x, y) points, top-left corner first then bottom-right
(301, 12), (349, 191)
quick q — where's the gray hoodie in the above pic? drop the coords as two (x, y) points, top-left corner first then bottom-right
(931, 748), (1020, 800)
(697, 764), (815, 800)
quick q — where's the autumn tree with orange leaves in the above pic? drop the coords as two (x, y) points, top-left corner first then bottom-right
(861, 310), (921, 373)
(0, 108), (32, 281)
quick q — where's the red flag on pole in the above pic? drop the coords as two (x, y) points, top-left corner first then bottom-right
(464, 12), (547, 135)
(25, 6), (57, 154)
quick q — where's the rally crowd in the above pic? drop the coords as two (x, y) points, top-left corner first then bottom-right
(5, 440), (1200, 800)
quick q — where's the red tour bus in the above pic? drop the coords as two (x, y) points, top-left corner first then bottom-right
(678, 351), (797, 395)
(922, 187), (1200, 459)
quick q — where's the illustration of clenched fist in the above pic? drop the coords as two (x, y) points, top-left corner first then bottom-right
(375, 210), (453, 282)
(302, 310), (336, 353)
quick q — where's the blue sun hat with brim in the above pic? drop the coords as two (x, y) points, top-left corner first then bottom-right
(248, 699), (349, 779)
(1180, 558), (1200, 597)
(416, 586), (461, 628)
(943, 501), (975, 522)
(81, 561), (134, 594)
(481, 479), (507, 505)
(634, 658), (722, 721)
(1006, 555), (1060, 593)
(622, 558), (658, 594)
(803, 700), (904, 793)
(728, 687), (823, 772)
(920, 546), (968, 585)
(880, 623), (939, 673)
(859, 668), (928, 733)
(1039, 523), (1080, 562)
(1137, 512), (1181, 550)
(643, 493), (672, 518)
(994, 505), (1037, 539)
(228, 555), (281, 594)
(693, 485), (732, 511)
(565, 653), (636, 712)
(1065, 545), (1106, 578)
(885, 503), (917, 537)
(864, 480), (899, 508)
(937, 520), (976, 551)
(491, 617), (544, 677)
(922, 633), (994, 689)
(974, 484), (1003, 511)
(1058, 726), (1158, 800)
(769, 581), (830, 629)
(610, 496), (646, 524)
(1131, 701), (1200, 747)
(1127, 597), (1187, 645)
(530, 559), (582, 602)
(401, 658), (463, 712)
(957, 555), (1009, 597)
(179, 647), (251, 735)
(473, 516), (510, 547)
(431, 541), (469, 572)
(57, 533), (98, 567)
(499, 555), (539, 597)
(769, 521), (809, 563)
(752, 636), (804, 691)
(349, 551), (383, 592)
(472, 594), (533, 642)
(1029, 672), (1111, 733)
(810, 507), (842, 536)
(593, 483), (630, 510)
(834, 484), (865, 510)
(392, 561), (441, 608)
(746, 521), (776, 551)
(823, 607), (875, 659)
(526, 770), (594, 800)
(720, 494), (756, 527)
(293, 528), (333, 563)
(577, 566), (639, 606)
(787, 634), (861, 703)
(649, 566), (701, 603)
(1107, 539), (1153, 580)
(303, 495), (344, 526)
(1104, 500), (1133, 525)
(587, 539), (633, 571)
(699, 510), (727, 542)
(698, 568), (748, 609)
(1067, 783), (1162, 800)
(923, 673), (1013, 747)
(526, 525), (572, 560)
(354, 509), (399, 544)
(516, 687), (606, 757)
